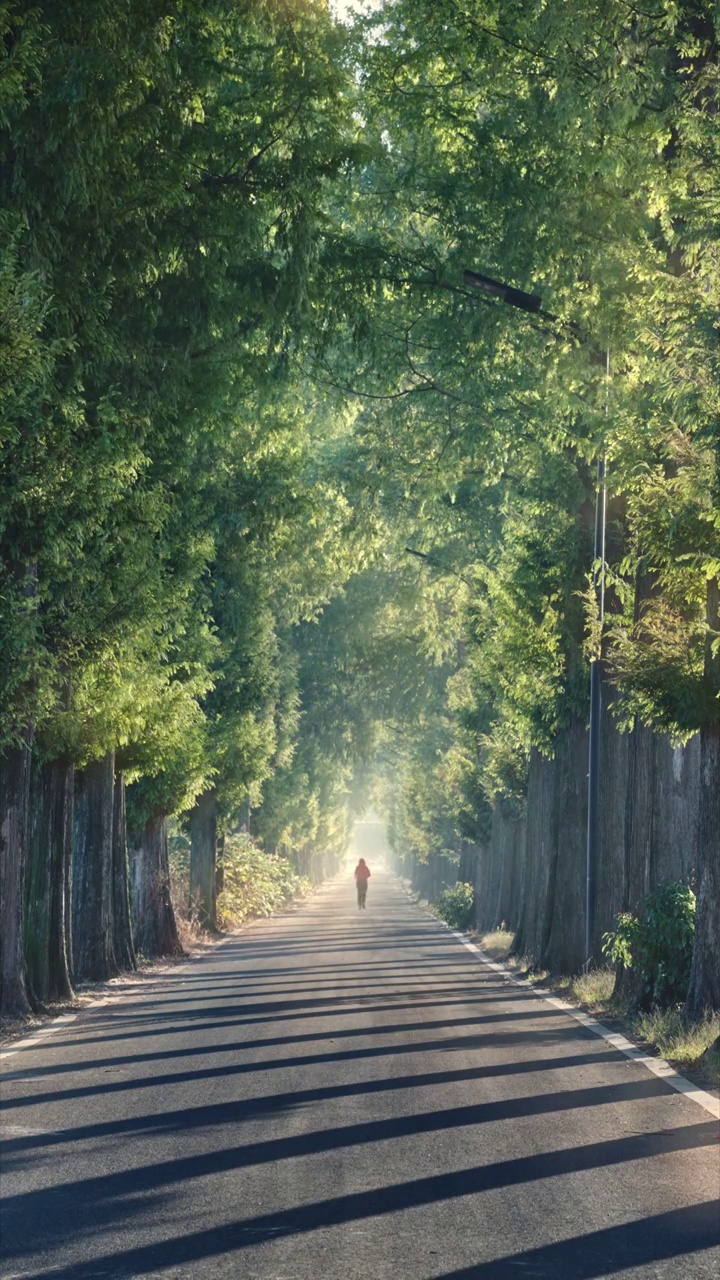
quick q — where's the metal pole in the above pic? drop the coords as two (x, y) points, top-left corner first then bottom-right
(585, 349), (609, 969)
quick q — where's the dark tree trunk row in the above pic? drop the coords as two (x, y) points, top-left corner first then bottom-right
(0, 738), (177, 1015)
(0, 732), (34, 1017)
(412, 705), (715, 1013)
(189, 788), (218, 931)
(112, 775), (136, 972)
(26, 756), (74, 1004)
(685, 576), (720, 1020)
(72, 755), (119, 984)
(287, 844), (344, 886)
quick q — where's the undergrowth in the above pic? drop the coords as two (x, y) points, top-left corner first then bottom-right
(629, 1007), (720, 1077)
(478, 929), (719, 1085)
(434, 881), (475, 930)
(169, 831), (310, 932)
(218, 835), (311, 927)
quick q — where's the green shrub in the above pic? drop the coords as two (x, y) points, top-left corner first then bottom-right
(218, 835), (310, 926)
(169, 831), (310, 930)
(602, 880), (695, 1005)
(436, 881), (475, 931)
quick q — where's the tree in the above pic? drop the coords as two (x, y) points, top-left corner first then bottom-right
(1, 0), (360, 1010)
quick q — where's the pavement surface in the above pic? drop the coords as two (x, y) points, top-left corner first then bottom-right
(1, 867), (718, 1279)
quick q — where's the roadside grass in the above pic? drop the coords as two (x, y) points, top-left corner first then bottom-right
(569, 967), (617, 1007)
(628, 1007), (720, 1079)
(477, 928), (719, 1090)
(478, 927), (514, 959)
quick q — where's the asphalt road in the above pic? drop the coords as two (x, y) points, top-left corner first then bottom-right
(1, 867), (718, 1279)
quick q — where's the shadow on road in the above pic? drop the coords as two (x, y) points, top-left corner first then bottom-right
(3, 877), (718, 1279)
(4, 1129), (716, 1274)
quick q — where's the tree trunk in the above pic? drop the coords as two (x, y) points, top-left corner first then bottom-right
(684, 723), (720, 1018)
(541, 722), (588, 974)
(112, 772), (136, 972)
(684, 576), (720, 1020)
(26, 755), (74, 1004)
(130, 809), (181, 958)
(72, 753), (118, 984)
(215, 832), (225, 899)
(25, 758), (52, 1005)
(48, 756), (74, 1000)
(512, 746), (561, 965)
(496, 809), (525, 935)
(652, 734), (701, 884)
(612, 717), (656, 1007)
(477, 815), (503, 932)
(0, 731), (34, 1017)
(190, 788), (218, 931)
(594, 689), (631, 961)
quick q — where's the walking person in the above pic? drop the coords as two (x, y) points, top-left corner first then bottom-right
(354, 857), (371, 909)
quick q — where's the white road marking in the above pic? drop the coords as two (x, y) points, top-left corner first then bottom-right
(0, 1013), (79, 1062)
(398, 882), (719, 1120)
(4, 883), (718, 1124)
(446, 927), (720, 1120)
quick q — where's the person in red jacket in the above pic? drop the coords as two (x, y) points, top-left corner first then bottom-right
(354, 858), (371, 909)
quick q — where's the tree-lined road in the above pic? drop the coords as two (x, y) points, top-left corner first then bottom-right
(1, 869), (718, 1279)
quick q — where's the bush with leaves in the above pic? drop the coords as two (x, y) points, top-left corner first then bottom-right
(436, 881), (475, 932)
(216, 835), (310, 928)
(602, 881), (696, 1006)
(170, 831), (310, 929)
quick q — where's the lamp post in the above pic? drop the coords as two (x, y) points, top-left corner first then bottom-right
(463, 267), (607, 968)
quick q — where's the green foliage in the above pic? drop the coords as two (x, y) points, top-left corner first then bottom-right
(435, 881), (475, 932)
(603, 881), (696, 1006)
(602, 913), (639, 973)
(169, 830), (310, 929)
(3, 1), (719, 943)
(337, 0), (720, 859)
(1, 0), (366, 844)
(216, 835), (310, 928)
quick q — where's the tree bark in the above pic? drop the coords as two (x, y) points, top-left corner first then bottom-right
(112, 772), (136, 972)
(130, 809), (181, 958)
(72, 753), (118, 983)
(512, 746), (561, 965)
(25, 757), (52, 1005)
(612, 717), (657, 1007)
(651, 733), (700, 883)
(215, 831), (225, 899)
(189, 788), (218, 930)
(26, 755), (74, 1003)
(496, 809), (525, 935)
(684, 723), (720, 1019)
(594, 688), (631, 961)
(0, 731), (34, 1016)
(48, 756), (74, 1000)
(684, 576), (720, 1020)
(540, 722), (587, 974)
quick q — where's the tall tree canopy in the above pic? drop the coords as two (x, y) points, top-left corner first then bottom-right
(1, 0), (718, 1017)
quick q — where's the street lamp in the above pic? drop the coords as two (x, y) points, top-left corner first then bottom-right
(464, 266), (607, 969)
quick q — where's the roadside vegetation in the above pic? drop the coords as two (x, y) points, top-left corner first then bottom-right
(475, 926), (719, 1086)
(169, 833), (311, 938)
(435, 883), (475, 932)
(433, 881), (718, 1085)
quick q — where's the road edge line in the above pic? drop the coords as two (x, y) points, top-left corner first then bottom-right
(0, 875), (343, 1063)
(397, 882), (719, 1121)
(447, 926), (720, 1120)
